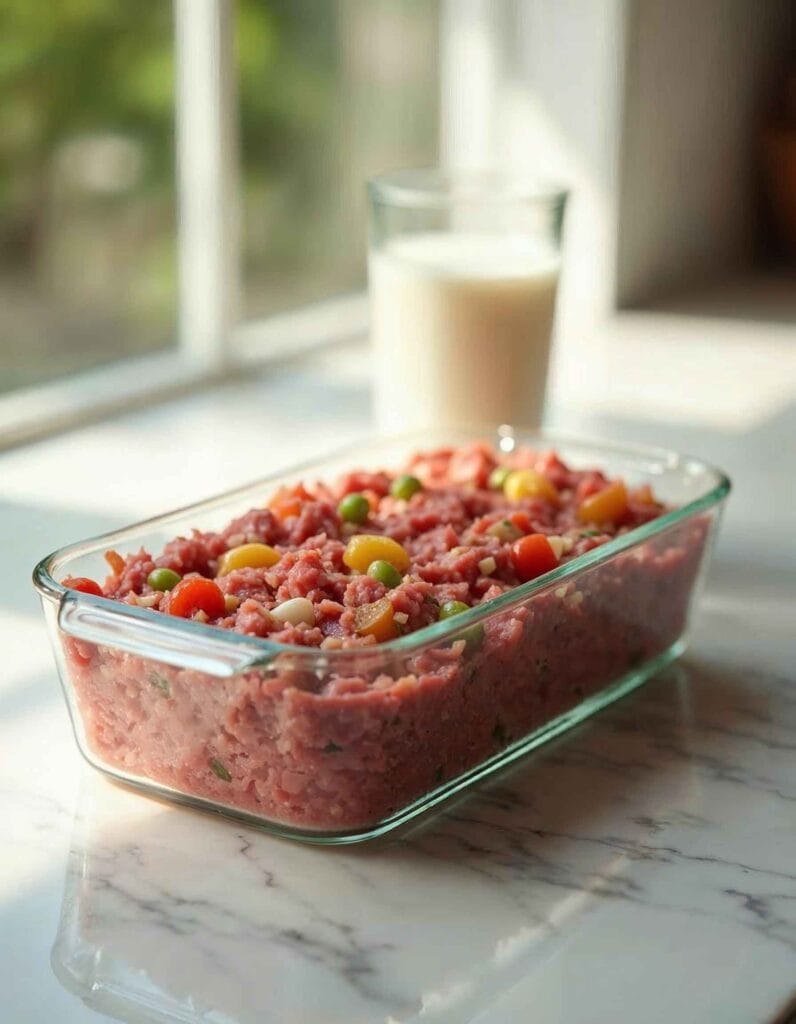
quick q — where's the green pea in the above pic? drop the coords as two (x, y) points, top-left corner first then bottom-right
(147, 567), (181, 592)
(439, 599), (470, 619)
(461, 623), (485, 655)
(338, 492), (370, 524)
(438, 600), (484, 654)
(390, 474), (422, 501)
(488, 466), (512, 490)
(367, 559), (402, 589)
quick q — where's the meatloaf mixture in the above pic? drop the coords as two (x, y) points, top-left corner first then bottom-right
(61, 443), (709, 831)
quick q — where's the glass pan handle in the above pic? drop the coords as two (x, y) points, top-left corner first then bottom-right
(58, 594), (271, 677)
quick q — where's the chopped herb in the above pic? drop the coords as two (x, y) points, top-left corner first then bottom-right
(210, 758), (231, 782)
(423, 594), (440, 607)
(323, 740), (343, 754)
(433, 765), (444, 784)
(492, 722), (508, 746)
(582, 529), (602, 537)
(149, 672), (170, 697)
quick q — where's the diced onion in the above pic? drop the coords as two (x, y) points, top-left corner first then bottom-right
(547, 536), (565, 560)
(271, 597), (315, 627)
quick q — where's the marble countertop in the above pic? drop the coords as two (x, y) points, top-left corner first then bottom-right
(4, 338), (796, 1023)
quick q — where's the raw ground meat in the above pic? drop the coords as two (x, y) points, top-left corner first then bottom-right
(60, 443), (712, 832)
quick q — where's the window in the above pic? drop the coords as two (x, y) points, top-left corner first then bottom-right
(238, 0), (440, 319)
(0, 0), (440, 441)
(0, 1), (178, 394)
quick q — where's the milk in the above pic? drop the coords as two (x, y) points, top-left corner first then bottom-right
(369, 232), (560, 433)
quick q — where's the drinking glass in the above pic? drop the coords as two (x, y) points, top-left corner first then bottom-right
(367, 169), (568, 433)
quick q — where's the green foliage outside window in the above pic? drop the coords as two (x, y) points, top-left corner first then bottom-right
(0, 0), (438, 390)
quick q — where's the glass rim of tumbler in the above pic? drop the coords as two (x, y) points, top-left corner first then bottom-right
(367, 167), (568, 213)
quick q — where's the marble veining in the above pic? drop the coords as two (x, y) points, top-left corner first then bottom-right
(4, 359), (796, 1023)
(49, 646), (796, 1024)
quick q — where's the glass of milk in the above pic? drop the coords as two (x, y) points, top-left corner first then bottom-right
(367, 169), (567, 433)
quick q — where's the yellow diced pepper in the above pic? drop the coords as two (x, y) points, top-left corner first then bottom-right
(343, 534), (410, 574)
(503, 469), (560, 505)
(578, 481), (628, 524)
(354, 597), (398, 642)
(217, 542), (281, 576)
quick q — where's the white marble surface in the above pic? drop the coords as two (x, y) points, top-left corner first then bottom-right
(3, 337), (796, 1023)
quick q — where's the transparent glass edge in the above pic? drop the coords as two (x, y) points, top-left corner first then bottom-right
(66, 639), (686, 846)
(367, 169), (569, 211)
(32, 429), (732, 667)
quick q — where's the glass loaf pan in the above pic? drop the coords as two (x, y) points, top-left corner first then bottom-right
(32, 429), (729, 844)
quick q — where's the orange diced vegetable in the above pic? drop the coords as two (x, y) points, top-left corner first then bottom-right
(630, 483), (657, 505)
(104, 550), (125, 575)
(578, 480), (628, 524)
(268, 483), (312, 521)
(354, 597), (397, 642)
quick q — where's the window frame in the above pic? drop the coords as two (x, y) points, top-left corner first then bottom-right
(0, 0), (446, 449)
(175, 0), (239, 371)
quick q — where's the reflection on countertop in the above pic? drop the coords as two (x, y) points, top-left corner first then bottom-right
(52, 656), (796, 1024)
(5, 351), (796, 1023)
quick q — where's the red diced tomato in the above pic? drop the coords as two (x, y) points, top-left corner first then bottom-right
(336, 471), (391, 498)
(510, 534), (559, 582)
(508, 511), (532, 535)
(62, 576), (103, 597)
(166, 577), (226, 619)
(534, 451), (570, 488)
(447, 444), (495, 488)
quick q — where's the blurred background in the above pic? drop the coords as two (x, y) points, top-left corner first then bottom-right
(0, 0), (793, 420)
(0, 0), (438, 393)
